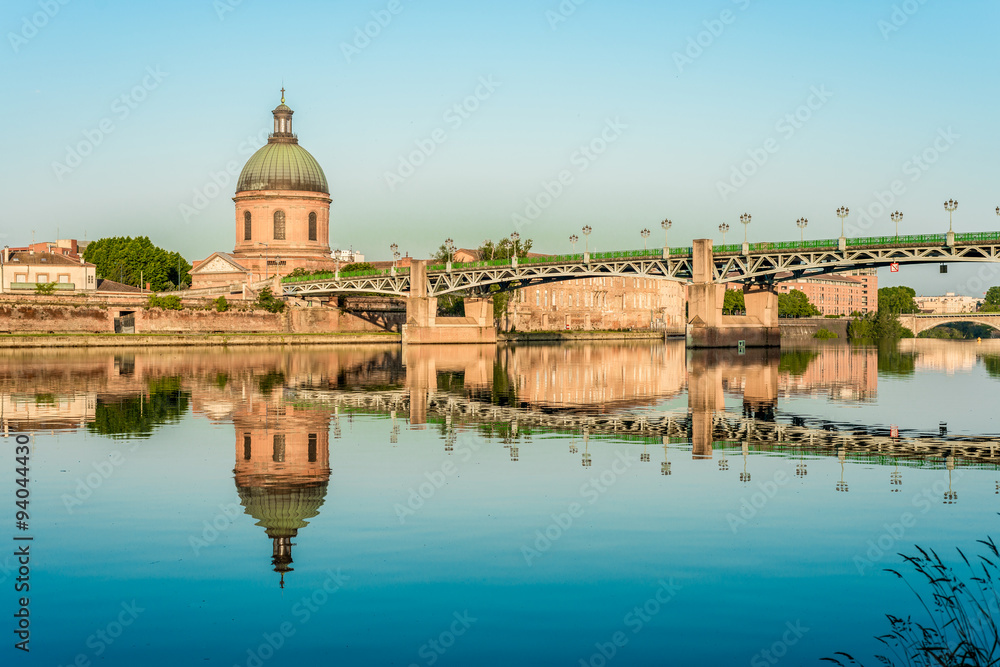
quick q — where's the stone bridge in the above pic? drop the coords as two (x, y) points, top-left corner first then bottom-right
(899, 312), (1000, 335)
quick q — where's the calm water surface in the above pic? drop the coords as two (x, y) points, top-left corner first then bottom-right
(2, 339), (999, 666)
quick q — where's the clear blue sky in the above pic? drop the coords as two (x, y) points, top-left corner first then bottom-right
(3, 0), (998, 295)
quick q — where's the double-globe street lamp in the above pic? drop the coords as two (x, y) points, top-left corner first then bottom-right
(661, 219), (672, 248)
(719, 223), (730, 245)
(582, 225), (592, 253)
(796, 218), (808, 243)
(640, 228), (650, 250)
(740, 213), (751, 243)
(836, 206), (849, 238)
(569, 234), (579, 253)
(944, 199), (958, 232)
(891, 211), (903, 239)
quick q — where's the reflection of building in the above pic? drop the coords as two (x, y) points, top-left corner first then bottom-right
(914, 292), (980, 314)
(191, 91), (341, 289)
(233, 400), (332, 587)
(779, 346), (878, 401)
(776, 269), (878, 316)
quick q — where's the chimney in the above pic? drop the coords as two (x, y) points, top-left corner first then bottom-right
(2, 247), (7, 263)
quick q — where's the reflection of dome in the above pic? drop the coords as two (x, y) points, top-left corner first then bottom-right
(236, 483), (328, 538)
(236, 142), (329, 194)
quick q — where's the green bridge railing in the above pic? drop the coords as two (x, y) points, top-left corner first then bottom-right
(281, 231), (1000, 282)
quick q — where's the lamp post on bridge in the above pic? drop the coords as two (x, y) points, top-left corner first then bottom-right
(640, 228), (650, 250)
(796, 218), (808, 243)
(719, 223), (729, 245)
(891, 211), (903, 240)
(569, 234), (579, 254)
(944, 199), (958, 232)
(582, 225), (592, 254)
(740, 213), (751, 254)
(836, 206), (849, 252)
(661, 219), (672, 259)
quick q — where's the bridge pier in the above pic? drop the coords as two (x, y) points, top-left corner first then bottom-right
(401, 260), (498, 345)
(686, 239), (780, 348)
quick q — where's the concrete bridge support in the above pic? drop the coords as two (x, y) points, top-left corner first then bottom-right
(686, 239), (780, 348)
(401, 260), (498, 345)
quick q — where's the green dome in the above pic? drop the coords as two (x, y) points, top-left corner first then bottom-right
(237, 483), (329, 538)
(236, 141), (329, 194)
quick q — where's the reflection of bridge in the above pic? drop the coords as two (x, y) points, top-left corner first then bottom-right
(280, 231), (1000, 346)
(899, 312), (1000, 335)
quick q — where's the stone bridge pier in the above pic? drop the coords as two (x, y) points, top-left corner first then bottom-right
(401, 260), (498, 345)
(686, 239), (780, 348)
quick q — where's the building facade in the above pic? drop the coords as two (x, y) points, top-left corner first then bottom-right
(776, 269), (878, 316)
(191, 92), (340, 290)
(0, 248), (96, 294)
(914, 292), (980, 314)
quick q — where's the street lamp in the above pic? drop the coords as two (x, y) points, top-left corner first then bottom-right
(890, 211), (903, 239)
(740, 213), (751, 243)
(719, 223), (730, 245)
(257, 242), (269, 280)
(390, 243), (398, 268)
(509, 231), (520, 258)
(640, 228), (650, 250)
(569, 234), (579, 253)
(796, 218), (808, 243)
(661, 218), (672, 248)
(444, 238), (455, 263)
(836, 206), (849, 238)
(944, 199), (958, 232)
(582, 225), (592, 253)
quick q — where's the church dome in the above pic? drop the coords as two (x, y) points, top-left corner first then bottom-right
(236, 142), (329, 194)
(235, 90), (329, 194)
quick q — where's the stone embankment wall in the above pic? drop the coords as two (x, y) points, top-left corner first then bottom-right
(779, 317), (851, 339)
(0, 295), (405, 335)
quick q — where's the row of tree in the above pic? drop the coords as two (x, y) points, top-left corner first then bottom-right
(83, 236), (191, 291)
(722, 288), (821, 318)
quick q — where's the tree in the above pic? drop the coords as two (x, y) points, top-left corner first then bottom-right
(981, 286), (1000, 312)
(878, 286), (919, 315)
(84, 236), (191, 290)
(213, 296), (229, 312)
(34, 282), (56, 295)
(341, 262), (377, 274)
(777, 289), (821, 318)
(255, 286), (285, 313)
(475, 237), (535, 321)
(723, 289), (745, 313)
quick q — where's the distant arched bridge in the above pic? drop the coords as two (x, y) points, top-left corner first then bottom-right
(899, 312), (1000, 335)
(282, 231), (1000, 298)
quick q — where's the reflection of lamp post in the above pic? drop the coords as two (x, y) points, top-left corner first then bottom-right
(740, 442), (750, 482)
(796, 218), (808, 243)
(891, 211), (903, 239)
(582, 430), (591, 467)
(836, 447), (848, 492)
(582, 225), (592, 253)
(641, 441), (650, 463)
(661, 218), (672, 248)
(944, 455), (957, 504)
(640, 228), (650, 250)
(836, 206), (849, 238)
(944, 199), (958, 232)
(661, 437), (671, 476)
(718, 443), (729, 471)
(890, 462), (901, 492)
(569, 234), (579, 254)
(719, 223), (730, 245)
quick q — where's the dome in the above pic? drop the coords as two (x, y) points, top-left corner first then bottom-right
(236, 142), (329, 194)
(237, 483), (328, 538)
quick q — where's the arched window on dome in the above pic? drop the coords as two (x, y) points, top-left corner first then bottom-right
(244, 211), (252, 241)
(308, 212), (317, 241)
(273, 210), (286, 240)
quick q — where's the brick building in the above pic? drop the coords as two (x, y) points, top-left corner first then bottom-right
(775, 269), (877, 316)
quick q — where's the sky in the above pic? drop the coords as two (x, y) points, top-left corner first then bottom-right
(3, 0), (999, 296)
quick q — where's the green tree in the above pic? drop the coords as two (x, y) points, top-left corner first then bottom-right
(147, 294), (182, 310)
(255, 286), (285, 313)
(341, 262), (377, 274)
(980, 286), (1000, 312)
(213, 296), (229, 312)
(84, 236), (191, 290)
(34, 282), (56, 295)
(878, 286), (919, 315)
(723, 289), (745, 313)
(778, 289), (821, 318)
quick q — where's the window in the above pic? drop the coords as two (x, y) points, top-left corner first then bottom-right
(273, 210), (286, 240)
(244, 211), (252, 240)
(308, 434), (317, 462)
(243, 434), (251, 461)
(58, 274), (70, 283)
(36, 273), (48, 283)
(272, 434), (286, 463)
(308, 212), (317, 241)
